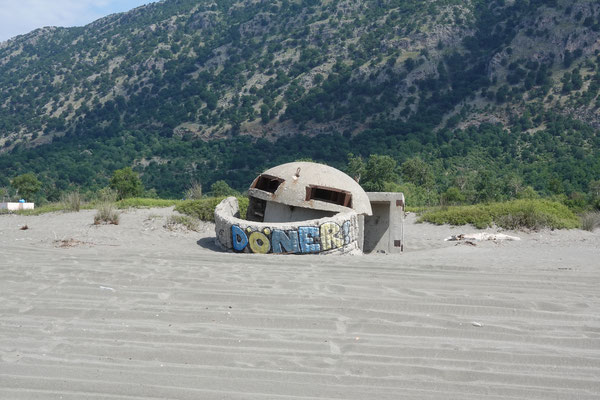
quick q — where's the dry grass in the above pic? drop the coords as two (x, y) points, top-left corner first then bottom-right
(185, 182), (203, 200)
(54, 239), (92, 248)
(163, 215), (199, 232)
(61, 191), (82, 212)
(581, 211), (600, 232)
(94, 202), (120, 225)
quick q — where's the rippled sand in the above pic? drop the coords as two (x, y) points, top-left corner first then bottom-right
(1, 208), (599, 399)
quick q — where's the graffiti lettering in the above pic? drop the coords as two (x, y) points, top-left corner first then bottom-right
(320, 222), (343, 251)
(271, 229), (300, 254)
(249, 230), (270, 254)
(299, 226), (320, 253)
(232, 225), (249, 251)
(342, 220), (351, 245)
(231, 220), (353, 254)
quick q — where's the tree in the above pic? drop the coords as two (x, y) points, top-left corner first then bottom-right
(362, 154), (398, 191)
(210, 180), (238, 197)
(400, 158), (434, 188)
(109, 167), (144, 200)
(346, 153), (365, 182)
(11, 173), (41, 201)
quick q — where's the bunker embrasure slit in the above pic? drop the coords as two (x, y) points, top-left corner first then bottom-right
(306, 185), (352, 208)
(253, 174), (284, 193)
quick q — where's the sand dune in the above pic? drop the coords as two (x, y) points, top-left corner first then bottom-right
(1, 208), (599, 399)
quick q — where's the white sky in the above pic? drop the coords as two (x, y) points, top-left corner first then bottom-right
(0, 0), (160, 42)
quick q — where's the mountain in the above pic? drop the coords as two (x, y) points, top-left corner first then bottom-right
(0, 0), (599, 201)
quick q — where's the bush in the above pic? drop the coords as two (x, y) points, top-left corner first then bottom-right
(419, 199), (580, 230)
(440, 187), (466, 206)
(581, 211), (600, 232)
(176, 196), (249, 222)
(61, 191), (81, 212)
(209, 180), (239, 197)
(94, 202), (120, 225)
(109, 167), (144, 200)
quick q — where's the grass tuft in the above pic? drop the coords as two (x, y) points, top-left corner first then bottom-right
(580, 211), (600, 232)
(94, 202), (120, 225)
(185, 182), (203, 200)
(418, 199), (580, 230)
(164, 215), (199, 231)
(61, 191), (82, 212)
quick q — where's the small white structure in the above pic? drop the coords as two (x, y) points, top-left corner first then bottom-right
(0, 202), (35, 211)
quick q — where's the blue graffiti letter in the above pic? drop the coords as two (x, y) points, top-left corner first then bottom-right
(232, 225), (249, 251)
(271, 229), (300, 254)
(342, 220), (351, 245)
(299, 226), (320, 253)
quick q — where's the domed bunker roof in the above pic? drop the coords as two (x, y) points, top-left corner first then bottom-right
(248, 162), (372, 216)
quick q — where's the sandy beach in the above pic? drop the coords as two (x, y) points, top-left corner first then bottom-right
(1, 207), (599, 399)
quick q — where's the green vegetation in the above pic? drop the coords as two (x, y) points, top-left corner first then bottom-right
(208, 180), (239, 197)
(60, 191), (82, 212)
(418, 199), (580, 230)
(11, 173), (41, 201)
(176, 196), (249, 222)
(115, 197), (181, 209)
(110, 167), (144, 200)
(0, 0), (598, 216)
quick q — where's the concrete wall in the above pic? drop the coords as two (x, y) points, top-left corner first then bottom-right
(0, 202), (35, 211)
(215, 197), (362, 255)
(363, 192), (404, 254)
(263, 201), (336, 223)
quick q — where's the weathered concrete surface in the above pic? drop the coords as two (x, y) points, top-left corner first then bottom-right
(364, 192), (405, 254)
(215, 197), (362, 255)
(248, 162), (372, 217)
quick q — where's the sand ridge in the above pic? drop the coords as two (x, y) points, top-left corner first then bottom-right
(0, 208), (599, 399)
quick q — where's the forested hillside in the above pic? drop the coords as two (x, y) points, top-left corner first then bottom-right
(0, 0), (599, 205)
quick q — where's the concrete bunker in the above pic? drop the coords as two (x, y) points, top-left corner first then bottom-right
(214, 162), (404, 255)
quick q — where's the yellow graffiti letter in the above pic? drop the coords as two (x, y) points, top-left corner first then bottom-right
(320, 222), (343, 251)
(248, 231), (270, 254)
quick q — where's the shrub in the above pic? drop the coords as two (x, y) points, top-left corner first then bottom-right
(176, 196), (249, 222)
(61, 191), (81, 212)
(109, 167), (144, 200)
(209, 180), (239, 197)
(419, 199), (580, 230)
(164, 215), (199, 231)
(440, 186), (466, 206)
(581, 211), (600, 232)
(94, 202), (120, 225)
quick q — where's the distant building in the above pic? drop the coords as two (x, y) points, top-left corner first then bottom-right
(0, 202), (35, 211)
